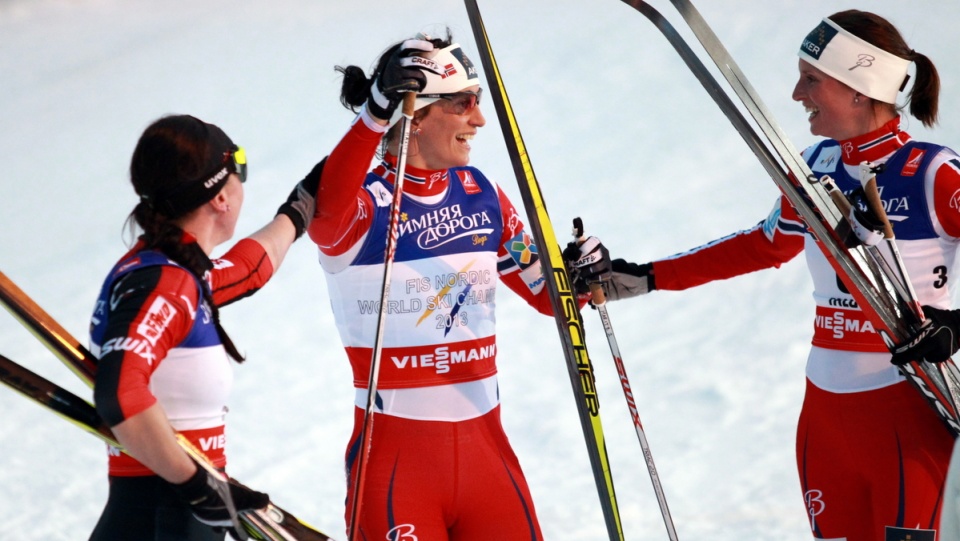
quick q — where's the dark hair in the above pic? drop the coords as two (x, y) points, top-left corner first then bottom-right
(127, 114), (244, 362)
(830, 9), (940, 127)
(334, 31), (454, 155)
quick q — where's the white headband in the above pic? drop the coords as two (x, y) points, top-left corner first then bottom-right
(413, 42), (480, 111)
(798, 18), (911, 104)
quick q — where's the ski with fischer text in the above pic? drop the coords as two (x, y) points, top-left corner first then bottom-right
(463, 2), (625, 540)
(619, 0), (960, 434)
(0, 270), (336, 541)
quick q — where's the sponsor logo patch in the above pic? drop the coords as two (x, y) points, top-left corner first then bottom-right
(950, 189), (960, 212)
(804, 489), (826, 534)
(390, 341), (496, 375)
(884, 526), (935, 541)
(800, 20), (838, 60)
(813, 146), (841, 171)
(212, 258), (235, 270)
(761, 200), (782, 242)
(386, 524), (418, 541)
(450, 47), (478, 80)
(101, 336), (156, 365)
(394, 203), (494, 250)
(367, 181), (393, 207)
(457, 170), (482, 194)
(505, 231), (538, 269)
(901, 148), (926, 177)
(849, 54), (876, 71)
(138, 296), (177, 346)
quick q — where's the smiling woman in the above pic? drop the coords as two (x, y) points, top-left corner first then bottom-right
(8, 2), (960, 540)
(791, 11), (939, 141)
(304, 30), (584, 541)
(564, 8), (960, 541)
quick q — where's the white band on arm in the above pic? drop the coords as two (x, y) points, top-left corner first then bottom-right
(355, 102), (391, 133)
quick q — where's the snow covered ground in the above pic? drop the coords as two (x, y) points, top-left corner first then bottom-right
(1, 0), (958, 539)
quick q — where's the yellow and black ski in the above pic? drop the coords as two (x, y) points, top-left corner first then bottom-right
(462, 2), (625, 540)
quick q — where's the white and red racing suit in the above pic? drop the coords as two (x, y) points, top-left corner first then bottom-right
(89, 235), (275, 539)
(634, 116), (960, 541)
(308, 110), (561, 541)
(92, 237), (274, 474)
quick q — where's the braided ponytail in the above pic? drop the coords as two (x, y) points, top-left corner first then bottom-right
(127, 115), (245, 362)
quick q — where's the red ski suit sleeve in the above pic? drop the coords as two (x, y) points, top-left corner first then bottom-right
(652, 154), (960, 290)
(96, 239), (274, 426)
(932, 157), (960, 238)
(652, 195), (806, 291)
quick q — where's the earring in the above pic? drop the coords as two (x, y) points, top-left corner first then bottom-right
(413, 128), (421, 136)
(854, 95), (861, 104)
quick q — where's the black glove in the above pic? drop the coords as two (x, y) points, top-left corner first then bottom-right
(367, 38), (436, 120)
(606, 259), (655, 301)
(174, 466), (270, 538)
(276, 157), (325, 239)
(889, 306), (960, 366)
(562, 236), (612, 296)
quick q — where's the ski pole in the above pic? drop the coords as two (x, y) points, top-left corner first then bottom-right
(346, 91), (417, 541)
(572, 217), (680, 541)
(856, 165), (960, 410)
(857, 162), (924, 318)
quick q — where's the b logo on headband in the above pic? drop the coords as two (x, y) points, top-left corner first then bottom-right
(850, 54), (875, 71)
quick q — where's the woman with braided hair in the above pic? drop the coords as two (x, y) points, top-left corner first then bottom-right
(89, 114), (320, 540)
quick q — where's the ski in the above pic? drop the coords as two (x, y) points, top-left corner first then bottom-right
(619, 0), (960, 434)
(0, 352), (331, 541)
(463, 2), (625, 540)
(0, 271), (335, 541)
(0, 352), (113, 442)
(0, 271), (96, 385)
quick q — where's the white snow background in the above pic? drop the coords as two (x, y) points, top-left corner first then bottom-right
(2, 0), (959, 539)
